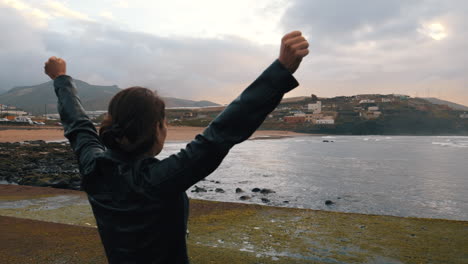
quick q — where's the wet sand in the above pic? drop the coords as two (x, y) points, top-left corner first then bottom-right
(0, 185), (466, 264)
(0, 126), (308, 143)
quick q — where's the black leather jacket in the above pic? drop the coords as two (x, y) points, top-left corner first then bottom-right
(54, 60), (298, 263)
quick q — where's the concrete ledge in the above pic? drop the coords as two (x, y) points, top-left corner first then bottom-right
(1, 185), (466, 263)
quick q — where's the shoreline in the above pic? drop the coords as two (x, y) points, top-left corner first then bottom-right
(0, 125), (312, 143)
(0, 185), (466, 264)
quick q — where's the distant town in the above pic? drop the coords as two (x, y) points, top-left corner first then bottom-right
(1, 94), (468, 135)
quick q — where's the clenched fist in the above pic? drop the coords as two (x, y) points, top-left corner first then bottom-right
(44, 56), (67, 80)
(278, 31), (309, 74)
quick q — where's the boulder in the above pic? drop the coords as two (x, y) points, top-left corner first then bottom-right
(251, 188), (261, 192)
(235, 188), (244, 193)
(215, 188), (225, 193)
(260, 188), (275, 194)
(191, 186), (207, 193)
(239, 195), (251, 201)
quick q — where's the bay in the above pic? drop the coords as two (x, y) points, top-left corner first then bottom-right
(159, 135), (468, 221)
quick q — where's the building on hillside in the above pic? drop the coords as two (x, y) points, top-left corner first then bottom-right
(354, 106), (363, 111)
(368, 106), (379, 111)
(308, 101), (322, 113)
(183, 112), (196, 118)
(393, 94), (410, 100)
(360, 111), (382, 119)
(314, 119), (335, 125)
(305, 113), (323, 123)
(359, 99), (375, 104)
(288, 110), (305, 116)
(460, 113), (468, 119)
(381, 98), (393, 103)
(284, 116), (306, 124)
(85, 110), (107, 119)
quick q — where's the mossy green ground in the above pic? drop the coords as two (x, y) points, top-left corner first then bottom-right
(0, 186), (467, 263)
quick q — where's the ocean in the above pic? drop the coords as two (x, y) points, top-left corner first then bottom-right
(159, 135), (468, 221)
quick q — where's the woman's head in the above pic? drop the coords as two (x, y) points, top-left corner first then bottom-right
(99, 87), (166, 156)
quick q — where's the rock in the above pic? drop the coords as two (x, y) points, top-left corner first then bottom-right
(260, 188), (275, 194)
(325, 200), (335, 205)
(261, 198), (270, 203)
(191, 186), (207, 193)
(50, 179), (71, 189)
(26, 140), (46, 145)
(323, 140), (329, 143)
(215, 188), (225, 193)
(283, 201), (289, 204)
(252, 188), (261, 192)
(239, 195), (251, 201)
(215, 181), (220, 184)
(235, 188), (244, 193)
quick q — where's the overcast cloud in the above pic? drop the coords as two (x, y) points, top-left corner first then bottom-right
(0, 0), (467, 105)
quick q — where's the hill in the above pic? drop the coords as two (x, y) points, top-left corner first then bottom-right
(0, 80), (120, 115)
(0, 80), (219, 115)
(420, 97), (468, 111)
(163, 97), (220, 108)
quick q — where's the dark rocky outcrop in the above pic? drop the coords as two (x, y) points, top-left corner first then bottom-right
(0, 142), (81, 190)
(192, 186), (207, 193)
(260, 188), (275, 194)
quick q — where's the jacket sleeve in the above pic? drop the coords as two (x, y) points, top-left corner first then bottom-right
(144, 60), (299, 194)
(54, 76), (105, 181)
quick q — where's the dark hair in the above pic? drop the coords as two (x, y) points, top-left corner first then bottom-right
(99, 87), (165, 156)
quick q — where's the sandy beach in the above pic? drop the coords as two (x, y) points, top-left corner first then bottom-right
(0, 126), (308, 143)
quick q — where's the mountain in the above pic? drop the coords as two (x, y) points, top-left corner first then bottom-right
(420, 97), (468, 111)
(0, 80), (220, 115)
(163, 97), (220, 108)
(0, 80), (120, 115)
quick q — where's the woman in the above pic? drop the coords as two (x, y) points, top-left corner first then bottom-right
(44, 31), (309, 264)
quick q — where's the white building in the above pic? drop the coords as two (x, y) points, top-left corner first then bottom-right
(14, 116), (33, 124)
(368, 106), (379, 111)
(381, 98), (393, 103)
(315, 119), (335, 125)
(308, 101), (322, 113)
(460, 113), (468, 119)
(359, 99), (375, 104)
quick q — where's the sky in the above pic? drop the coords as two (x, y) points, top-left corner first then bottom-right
(1, 0), (467, 105)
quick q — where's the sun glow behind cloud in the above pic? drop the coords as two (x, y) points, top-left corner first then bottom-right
(419, 22), (448, 40)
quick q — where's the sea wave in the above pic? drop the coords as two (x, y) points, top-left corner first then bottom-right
(432, 142), (468, 148)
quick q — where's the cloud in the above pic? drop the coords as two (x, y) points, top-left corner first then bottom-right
(99, 11), (115, 20)
(43, 0), (94, 22)
(0, 7), (276, 104)
(280, 0), (468, 105)
(1, 0), (467, 106)
(1, 0), (50, 27)
(113, 0), (129, 9)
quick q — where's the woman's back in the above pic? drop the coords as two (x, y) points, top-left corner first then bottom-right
(87, 154), (189, 263)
